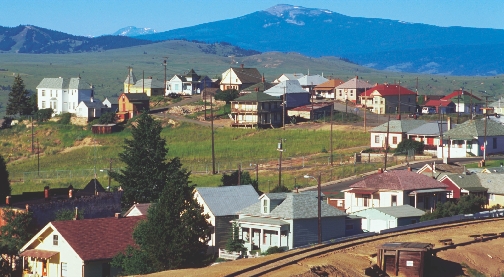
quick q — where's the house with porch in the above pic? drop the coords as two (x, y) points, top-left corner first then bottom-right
(335, 76), (373, 103)
(264, 80), (311, 109)
(194, 185), (259, 254)
(351, 205), (425, 232)
(407, 120), (451, 151)
(438, 173), (488, 199)
(370, 120), (427, 149)
(437, 119), (504, 158)
(230, 91), (283, 128)
(343, 170), (449, 213)
(36, 77), (94, 116)
(220, 65), (262, 91)
(19, 216), (144, 277)
(441, 90), (484, 114)
(116, 93), (150, 121)
(313, 79), (344, 99)
(235, 191), (347, 252)
(166, 69), (213, 96)
(359, 84), (417, 115)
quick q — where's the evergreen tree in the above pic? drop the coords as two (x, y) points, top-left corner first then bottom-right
(225, 222), (246, 254)
(6, 75), (31, 116)
(110, 112), (169, 208)
(112, 159), (212, 274)
(0, 155), (11, 201)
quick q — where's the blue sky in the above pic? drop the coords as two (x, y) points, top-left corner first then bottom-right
(2, 0), (503, 36)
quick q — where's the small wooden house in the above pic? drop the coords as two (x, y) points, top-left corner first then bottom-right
(377, 242), (433, 277)
(92, 124), (118, 134)
(116, 93), (150, 121)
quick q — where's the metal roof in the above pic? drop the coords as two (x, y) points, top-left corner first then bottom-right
(234, 91), (280, 102)
(196, 185), (259, 217)
(336, 77), (373, 89)
(442, 119), (504, 140)
(235, 216), (289, 226)
(37, 77), (91, 90)
(371, 120), (429, 133)
(296, 75), (328, 86)
(264, 80), (306, 96)
(374, 205), (425, 218)
(407, 122), (449, 136)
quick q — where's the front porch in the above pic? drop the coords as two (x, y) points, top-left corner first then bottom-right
(235, 217), (290, 252)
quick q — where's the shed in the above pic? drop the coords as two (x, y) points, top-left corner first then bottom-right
(352, 205), (425, 232)
(377, 242), (434, 277)
(92, 124), (118, 134)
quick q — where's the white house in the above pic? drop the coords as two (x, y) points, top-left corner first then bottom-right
(272, 73), (304, 84)
(75, 98), (105, 120)
(36, 77), (94, 116)
(370, 120), (427, 149)
(220, 65), (262, 91)
(334, 76), (373, 103)
(19, 216), (144, 277)
(351, 205), (425, 232)
(166, 69), (213, 96)
(296, 75), (328, 93)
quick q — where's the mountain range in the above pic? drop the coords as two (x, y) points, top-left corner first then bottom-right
(0, 4), (503, 76)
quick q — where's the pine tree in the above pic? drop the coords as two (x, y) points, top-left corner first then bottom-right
(0, 155), (11, 201)
(112, 159), (212, 274)
(110, 112), (169, 208)
(225, 222), (246, 254)
(6, 74), (31, 116)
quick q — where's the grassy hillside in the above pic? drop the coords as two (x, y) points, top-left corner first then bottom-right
(0, 40), (502, 116)
(2, 117), (370, 194)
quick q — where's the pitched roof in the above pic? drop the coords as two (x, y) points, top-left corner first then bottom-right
(371, 120), (428, 133)
(489, 97), (504, 108)
(274, 73), (304, 82)
(79, 100), (104, 109)
(125, 68), (137, 85)
(296, 75), (328, 86)
(336, 77), (373, 90)
(441, 174), (487, 191)
(361, 84), (417, 97)
(442, 119), (504, 140)
(135, 79), (165, 89)
(424, 99), (454, 107)
(350, 170), (448, 191)
(234, 91), (280, 102)
(196, 185), (259, 216)
(238, 191), (346, 219)
(478, 173), (504, 194)
(51, 216), (145, 261)
(407, 122), (448, 136)
(314, 79), (344, 90)
(241, 82), (275, 92)
(103, 97), (119, 105)
(80, 178), (106, 196)
(442, 90), (482, 102)
(373, 205), (425, 218)
(230, 67), (262, 84)
(124, 203), (152, 216)
(37, 77), (92, 90)
(264, 80), (307, 96)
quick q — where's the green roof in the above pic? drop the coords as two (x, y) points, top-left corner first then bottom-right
(444, 173), (484, 190)
(234, 91), (280, 102)
(442, 119), (504, 140)
(371, 120), (428, 133)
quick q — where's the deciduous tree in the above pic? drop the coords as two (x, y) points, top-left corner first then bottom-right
(221, 170), (261, 194)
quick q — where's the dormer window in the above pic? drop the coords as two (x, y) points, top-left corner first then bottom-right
(262, 199), (268, 214)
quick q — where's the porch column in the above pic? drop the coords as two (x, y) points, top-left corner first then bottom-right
(464, 140), (467, 154)
(371, 193), (374, 207)
(249, 228), (252, 244)
(260, 228), (264, 249)
(414, 193), (417, 208)
(278, 229), (282, 247)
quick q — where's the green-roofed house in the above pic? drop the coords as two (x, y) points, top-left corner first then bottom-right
(370, 120), (428, 149)
(438, 173), (488, 199)
(438, 119), (504, 158)
(235, 191), (348, 252)
(230, 91), (283, 128)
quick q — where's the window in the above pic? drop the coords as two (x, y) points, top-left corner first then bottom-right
(337, 200), (343, 207)
(61, 263), (68, 277)
(41, 90), (46, 96)
(392, 136), (398, 144)
(391, 195), (397, 206)
(53, 235), (58, 245)
(489, 194), (495, 201)
(363, 195), (370, 207)
(41, 101), (46, 109)
(55, 91), (58, 97)
(493, 138), (497, 149)
(375, 135), (380, 144)
(262, 199), (268, 213)
(174, 84), (179, 90)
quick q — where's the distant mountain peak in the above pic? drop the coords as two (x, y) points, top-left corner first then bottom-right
(112, 26), (157, 37)
(264, 4), (334, 26)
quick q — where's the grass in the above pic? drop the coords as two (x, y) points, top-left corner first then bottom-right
(460, 263), (487, 277)
(3, 119), (371, 194)
(466, 159), (504, 168)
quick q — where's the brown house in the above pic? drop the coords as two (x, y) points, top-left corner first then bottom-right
(117, 93), (150, 121)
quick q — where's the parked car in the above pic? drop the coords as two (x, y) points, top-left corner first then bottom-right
(168, 93), (180, 98)
(409, 112), (421, 119)
(315, 94), (324, 100)
(422, 107), (436, 114)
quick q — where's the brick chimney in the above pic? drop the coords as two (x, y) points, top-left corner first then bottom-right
(356, 76), (359, 79)
(378, 168), (383, 174)
(407, 166), (412, 171)
(44, 186), (50, 200)
(240, 63), (244, 69)
(73, 207), (79, 220)
(115, 213), (121, 219)
(5, 196), (10, 205)
(25, 204), (29, 212)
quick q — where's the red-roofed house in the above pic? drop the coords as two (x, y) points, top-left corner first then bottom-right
(359, 84), (417, 114)
(19, 216), (144, 277)
(343, 170), (449, 213)
(423, 99), (455, 114)
(441, 90), (484, 114)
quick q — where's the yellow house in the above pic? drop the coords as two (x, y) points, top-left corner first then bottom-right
(478, 174), (504, 207)
(20, 216), (144, 277)
(124, 67), (164, 97)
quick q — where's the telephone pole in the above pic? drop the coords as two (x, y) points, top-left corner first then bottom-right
(211, 96), (216, 174)
(163, 57), (168, 96)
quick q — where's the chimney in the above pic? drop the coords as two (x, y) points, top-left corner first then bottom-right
(73, 207), (78, 220)
(295, 187), (299, 193)
(407, 166), (412, 172)
(262, 73), (265, 83)
(424, 95), (427, 102)
(90, 96), (93, 103)
(356, 76), (359, 79)
(149, 76), (152, 79)
(115, 213), (121, 219)
(25, 204), (29, 212)
(44, 186), (50, 200)
(378, 168), (383, 174)
(433, 161), (436, 172)
(447, 117), (451, 130)
(5, 196), (10, 205)
(240, 63), (244, 69)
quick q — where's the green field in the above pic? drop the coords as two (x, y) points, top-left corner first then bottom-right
(2, 118), (371, 194)
(0, 40), (502, 117)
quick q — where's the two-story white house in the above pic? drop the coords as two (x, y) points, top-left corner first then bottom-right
(343, 170), (449, 213)
(36, 77), (94, 116)
(166, 69), (213, 96)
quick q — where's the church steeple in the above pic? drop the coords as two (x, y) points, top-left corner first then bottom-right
(124, 67), (137, 93)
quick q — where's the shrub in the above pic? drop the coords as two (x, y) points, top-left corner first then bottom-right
(34, 108), (53, 122)
(57, 113), (72, 125)
(264, 246), (284, 255)
(395, 139), (424, 154)
(270, 185), (290, 193)
(98, 112), (116, 124)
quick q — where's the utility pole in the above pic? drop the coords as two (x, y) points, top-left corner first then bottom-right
(31, 116), (34, 153)
(457, 87), (462, 124)
(163, 57), (168, 96)
(397, 81), (401, 120)
(363, 96), (367, 132)
(277, 139), (284, 188)
(330, 99), (334, 166)
(470, 89), (473, 119)
(37, 138), (40, 176)
(203, 79), (207, 120)
(127, 66), (132, 93)
(311, 82), (314, 121)
(384, 113), (391, 171)
(440, 110), (444, 162)
(483, 96), (490, 163)
(108, 158), (113, 192)
(142, 70), (145, 94)
(238, 164), (241, 186)
(283, 86), (286, 130)
(211, 96), (216, 174)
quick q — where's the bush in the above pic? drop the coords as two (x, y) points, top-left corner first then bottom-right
(57, 113), (72, 125)
(98, 112), (116, 124)
(34, 108), (53, 122)
(214, 89), (239, 104)
(420, 194), (487, 221)
(395, 139), (424, 154)
(270, 185), (290, 193)
(264, 246), (284, 255)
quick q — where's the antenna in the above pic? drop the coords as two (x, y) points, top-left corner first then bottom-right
(228, 55), (236, 65)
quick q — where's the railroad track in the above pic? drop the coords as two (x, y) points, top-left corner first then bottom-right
(226, 217), (504, 277)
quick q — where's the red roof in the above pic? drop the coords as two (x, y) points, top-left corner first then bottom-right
(442, 90), (482, 101)
(51, 216), (145, 261)
(350, 170), (448, 191)
(424, 99), (453, 107)
(360, 84), (417, 97)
